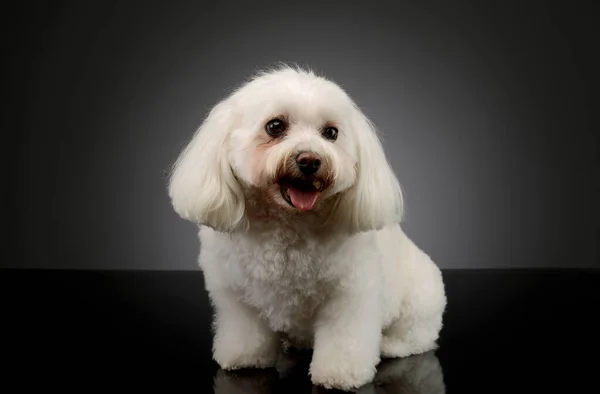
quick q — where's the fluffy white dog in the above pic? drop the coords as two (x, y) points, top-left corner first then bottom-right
(167, 65), (446, 391)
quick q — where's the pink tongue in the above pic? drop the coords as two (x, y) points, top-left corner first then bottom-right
(288, 188), (319, 211)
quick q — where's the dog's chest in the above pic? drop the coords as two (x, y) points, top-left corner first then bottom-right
(233, 231), (333, 332)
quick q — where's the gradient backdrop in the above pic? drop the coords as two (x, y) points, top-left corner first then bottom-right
(5, 0), (598, 270)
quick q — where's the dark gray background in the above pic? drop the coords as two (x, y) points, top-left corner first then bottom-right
(4, 0), (598, 270)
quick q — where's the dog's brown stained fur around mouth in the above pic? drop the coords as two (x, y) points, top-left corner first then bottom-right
(248, 127), (335, 195)
(274, 155), (334, 193)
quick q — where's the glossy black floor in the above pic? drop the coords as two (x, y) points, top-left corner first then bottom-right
(1, 268), (598, 392)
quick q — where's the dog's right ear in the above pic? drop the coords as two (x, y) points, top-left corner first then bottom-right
(168, 99), (247, 232)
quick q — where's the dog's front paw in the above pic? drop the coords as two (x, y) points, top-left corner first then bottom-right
(214, 345), (278, 371)
(309, 349), (378, 391)
(213, 332), (280, 370)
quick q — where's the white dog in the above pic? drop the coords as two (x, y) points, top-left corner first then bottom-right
(167, 65), (447, 391)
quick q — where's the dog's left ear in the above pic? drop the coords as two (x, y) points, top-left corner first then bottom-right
(335, 107), (404, 233)
(168, 99), (247, 232)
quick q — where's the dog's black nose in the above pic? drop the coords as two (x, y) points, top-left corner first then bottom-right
(296, 152), (321, 175)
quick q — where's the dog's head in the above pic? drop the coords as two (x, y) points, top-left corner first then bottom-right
(168, 65), (403, 234)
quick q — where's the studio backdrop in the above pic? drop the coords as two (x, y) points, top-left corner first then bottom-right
(6, 0), (598, 270)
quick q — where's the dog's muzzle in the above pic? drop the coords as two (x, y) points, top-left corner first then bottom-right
(276, 151), (330, 211)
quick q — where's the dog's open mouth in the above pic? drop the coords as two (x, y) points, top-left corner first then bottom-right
(278, 177), (325, 211)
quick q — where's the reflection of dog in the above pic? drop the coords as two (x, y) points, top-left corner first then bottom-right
(364, 352), (446, 394)
(168, 65), (447, 390)
(212, 351), (445, 394)
(212, 368), (279, 394)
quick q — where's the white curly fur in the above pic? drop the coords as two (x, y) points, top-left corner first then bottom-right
(168, 64), (447, 391)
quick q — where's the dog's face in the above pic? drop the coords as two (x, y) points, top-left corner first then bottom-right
(168, 66), (404, 234)
(227, 70), (358, 214)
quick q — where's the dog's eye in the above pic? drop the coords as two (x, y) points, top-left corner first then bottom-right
(265, 119), (286, 137)
(322, 126), (338, 141)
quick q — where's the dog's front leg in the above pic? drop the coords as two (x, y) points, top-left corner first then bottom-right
(309, 273), (382, 391)
(210, 289), (280, 370)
